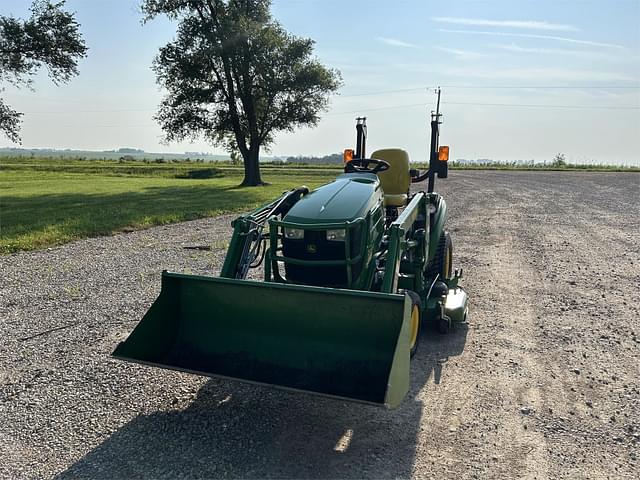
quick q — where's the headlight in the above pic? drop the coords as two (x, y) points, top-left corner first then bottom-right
(284, 228), (304, 240)
(326, 229), (346, 241)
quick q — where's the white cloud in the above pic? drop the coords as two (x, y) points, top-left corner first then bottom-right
(431, 16), (578, 32)
(493, 44), (640, 64)
(434, 46), (487, 59)
(438, 29), (624, 49)
(377, 37), (416, 48)
(441, 66), (635, 82)
(495, 43), (597, 56)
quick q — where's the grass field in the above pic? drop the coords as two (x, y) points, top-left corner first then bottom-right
(0, 157), (340, 253)
(1, 155), (637, 253)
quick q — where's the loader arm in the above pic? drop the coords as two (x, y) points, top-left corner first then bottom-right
(220, 187), (308, 279)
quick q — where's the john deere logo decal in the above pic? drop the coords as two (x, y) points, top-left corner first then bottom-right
(306, 244), (317, 253)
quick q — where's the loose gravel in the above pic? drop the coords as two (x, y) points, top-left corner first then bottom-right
(1, 170), (638, 479)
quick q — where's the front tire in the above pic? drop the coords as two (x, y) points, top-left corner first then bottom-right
(426, 231), (453, 281)
(405, 290), (422, 357)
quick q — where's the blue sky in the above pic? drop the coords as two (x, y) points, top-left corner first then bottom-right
(2, 0), (639, 164)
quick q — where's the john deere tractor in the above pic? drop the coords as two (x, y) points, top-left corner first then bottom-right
(114, 93), (468, 409)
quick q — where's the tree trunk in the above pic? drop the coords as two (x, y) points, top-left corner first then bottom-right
(240, 145), (264, 186)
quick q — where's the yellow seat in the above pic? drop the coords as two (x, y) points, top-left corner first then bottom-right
(371, 149), (411, 207)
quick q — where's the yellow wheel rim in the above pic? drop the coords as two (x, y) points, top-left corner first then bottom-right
(409, 304), (420, 350)
(443, 245), (452, 279)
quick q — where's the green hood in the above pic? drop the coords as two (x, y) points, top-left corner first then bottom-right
(283, 173), (382, 224)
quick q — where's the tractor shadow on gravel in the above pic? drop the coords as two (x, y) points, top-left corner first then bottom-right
(57, 325), (468, 480)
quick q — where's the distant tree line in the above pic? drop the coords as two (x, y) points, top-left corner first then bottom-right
(452, 153), (567, 168)
(117, 147), (145, 154)
(285, 153), (343, 164)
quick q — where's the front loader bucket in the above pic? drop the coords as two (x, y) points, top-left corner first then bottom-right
(113, 272), (412, 408)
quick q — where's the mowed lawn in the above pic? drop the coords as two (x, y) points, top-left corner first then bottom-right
(0, 159), (339, 253)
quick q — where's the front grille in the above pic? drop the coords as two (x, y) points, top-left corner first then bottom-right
(282, 229), (362, 287)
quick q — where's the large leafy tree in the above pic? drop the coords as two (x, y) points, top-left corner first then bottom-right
(0, 1), (87, 143)
(142, 0), (341, 186)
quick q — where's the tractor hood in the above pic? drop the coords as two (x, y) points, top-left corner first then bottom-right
(284, 173), (382, 224)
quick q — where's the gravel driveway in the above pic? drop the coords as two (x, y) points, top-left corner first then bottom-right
(1, 170), (638, 479)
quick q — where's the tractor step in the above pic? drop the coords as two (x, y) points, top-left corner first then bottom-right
(444, 287), (468, 324)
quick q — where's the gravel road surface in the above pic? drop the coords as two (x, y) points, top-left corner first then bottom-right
(1, 171), (638, 479)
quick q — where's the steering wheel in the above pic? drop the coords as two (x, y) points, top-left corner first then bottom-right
(344, 158), (390, 174)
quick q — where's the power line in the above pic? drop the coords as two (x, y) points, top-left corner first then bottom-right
(443, 101), (640, 110)
(338, 84), (640, 98)
(440, 85), (640, 89)
(26, 108), (156, 114)
(49, 124), (157, 128)
(328, 100), (639, 116)
(17, 97), (640, 123)
(15, 83), (640, 115)
(326, 103), (427, 115)
(340, 87), (426, 97)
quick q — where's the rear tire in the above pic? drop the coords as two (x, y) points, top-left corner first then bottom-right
(405, 290), (422, 358)
(426, 231), (453, 281)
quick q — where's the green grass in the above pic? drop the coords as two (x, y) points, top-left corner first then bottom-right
(1, 155), (637, 253)
(0, 158), (339, 253)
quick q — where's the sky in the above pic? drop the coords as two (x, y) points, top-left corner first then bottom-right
(1, 0), (639, 164)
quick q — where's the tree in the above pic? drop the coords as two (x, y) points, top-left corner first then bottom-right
(0, 1), (87, 143)
(552, 153), (566, 167)
(230, 148), (241, 165)
(142, 0), (341, 186)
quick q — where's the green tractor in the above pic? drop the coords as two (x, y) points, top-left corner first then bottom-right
(114, 95), (468, 409)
